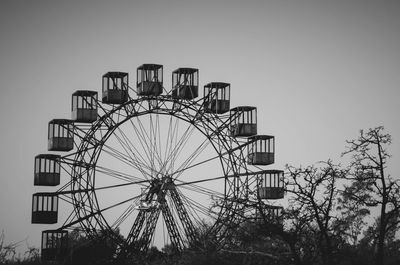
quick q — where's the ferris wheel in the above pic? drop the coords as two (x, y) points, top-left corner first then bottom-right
(31, 64), (284, 261)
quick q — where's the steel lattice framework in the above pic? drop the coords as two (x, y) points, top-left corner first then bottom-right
(32, 66), (281, 261)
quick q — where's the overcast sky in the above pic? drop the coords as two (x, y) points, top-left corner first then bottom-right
(0, 0), (399, 254)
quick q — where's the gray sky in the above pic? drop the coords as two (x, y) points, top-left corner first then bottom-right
(0, 0), (399, 254)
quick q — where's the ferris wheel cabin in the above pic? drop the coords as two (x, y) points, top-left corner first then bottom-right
(41, 230), (68, 262)
(102, 72), (129, 104)
(257, 170), (284, 200)
(34, 154), (60, 186)
(247, 135), (275, 165)
(71, 90), (98, 123)
(255, 204), (284, 227)
(48, 119), (74, 151)
(230, 106), (257, 137)
(172, 68), (199, 99)
(137, 64), (163, 96)
(203, 82), (230, 114)
(31, 193), (59, 224)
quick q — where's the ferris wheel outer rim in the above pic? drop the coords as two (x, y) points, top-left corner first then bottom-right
(64, 95), (248, 249)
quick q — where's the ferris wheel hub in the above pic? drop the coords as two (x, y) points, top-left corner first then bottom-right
(145, 176), (175, 201)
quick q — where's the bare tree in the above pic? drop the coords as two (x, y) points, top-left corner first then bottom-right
(342, 126), (400, 265)
(285, 160), (345, 265)
(0, 231), (20, 263)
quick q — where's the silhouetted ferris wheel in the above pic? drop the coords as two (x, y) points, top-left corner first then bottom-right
(31, 64), (284, 262)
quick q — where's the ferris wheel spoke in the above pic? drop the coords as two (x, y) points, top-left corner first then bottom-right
(130, 114), (164, 177)
(162, 114), (175, 168)
(171, 138), (253, 178)
(116, 114), (160, 170)
(176, 189), (219, 224)
(96, 166), (150, 183)
(114, 127), (149, 167)
(95, 180), (149, 191)
(161, 114), (180, 173)
(173, 179), (227, 219)
(174, 174), (231, 199)
(154, 114), (164, 173)
(94, 109), (143, 169)
(149, 113), (164, 175)
(171, 154), (221, 177)
(135, 113), (161, 163)
(101, 142), (139, 166)
(178, 182), (225, 199)
(164, 121), (196, 174)
(101, 106), (155, 177)
(59, 193), (142, 230)
(171, 138), (211, 180)
(101, 142), (153, 180)
(147, 113), (170, 173)
(111, 126), (153, 180)
(53, 180), (149, 196)
(111, 197), (142, 229)
(175, 174), (227, 187)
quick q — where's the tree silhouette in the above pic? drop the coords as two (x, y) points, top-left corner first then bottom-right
(342, 126), (400, 265)
(285, 161), (346, 265)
